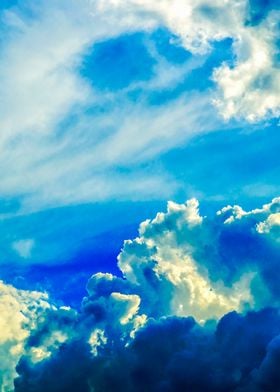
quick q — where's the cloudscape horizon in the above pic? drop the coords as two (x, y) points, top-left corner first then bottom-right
(0, 0), (280, 391)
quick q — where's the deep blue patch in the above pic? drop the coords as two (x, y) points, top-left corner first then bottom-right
(0, 0), (18, 10)
(151, 28), (192, 64)
(0, 249), (122, 308)
(80, 32), (156, 91)
(0, 200), (165, 306)
(161, 120), (280, 207)
(246, 0), (280, 25)
(148, 37), (234, 105)
(181, 38), (234, 91)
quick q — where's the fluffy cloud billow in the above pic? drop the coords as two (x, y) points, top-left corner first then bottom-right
(0, 282), (50, 391)
(1, 197), (280, 391)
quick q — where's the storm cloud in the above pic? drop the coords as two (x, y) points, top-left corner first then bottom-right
(0, 197), (279, 391)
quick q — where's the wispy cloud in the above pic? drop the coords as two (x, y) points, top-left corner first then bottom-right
(0, 0), (279, 214)
(0, 1), (222, 214)
(12, 239), (35, 259)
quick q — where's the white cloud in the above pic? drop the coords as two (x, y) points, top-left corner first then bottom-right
(118, 198), (257, 323)
(254, 199), (280, 243)
(108, 0), (280, 121)
(219, 196), (280, 222)
(26, 307), (77, 365)
(257, 213), (280, 235)
(0, 281), (50, 391)
(12, 239), (35, 258)
(84, 272), (147, 343)
(88, 328), (107, 356)
(82, 197), (280, 327)
(213, 12), (280, 122)
(0, 280), (79, 390)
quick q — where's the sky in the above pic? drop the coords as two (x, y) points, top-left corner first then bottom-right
(0, 0), (280, 391)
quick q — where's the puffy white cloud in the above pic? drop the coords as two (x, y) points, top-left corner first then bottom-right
(24, 305), (79, 369)
(213, 11), (280, 122)
(257, 212), (280, 242)
(78, 196), (280, 328)
(0, 281), (80, 391)
(116, 196), (280, 322)
(118, 198), (256, 322)
(220, 196), (280, 231)
(0, 281), (50, 391)
(83, 273), (147, 345)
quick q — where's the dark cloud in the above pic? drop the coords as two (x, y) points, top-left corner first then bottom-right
(14, 309), (280, 392)
(15, 340), (93, 392)
(2, 197), (280, 391)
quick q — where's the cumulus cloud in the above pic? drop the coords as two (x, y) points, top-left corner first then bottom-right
(213, 11), (280, 122)
(0, 281), (80, 391)
(0, 281), (50, 391)
(116, 196), (280, 321)
(118, 198), (254, 322)
(1, 197), (280, 390)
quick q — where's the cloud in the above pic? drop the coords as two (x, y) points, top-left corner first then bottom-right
(0, 0), (279, 214)
(256, 212), (280, 241)
(0, 280), (78, 391)
(213, 11), (280, 122)
(253, 335), (280, 390)
(115, 0), (280, 121)
(117, 198), (254, 322)
(12, 239), (35, 259)
(117, 197), (280, 321)
(0, 281), (50, 391)
(0, 196), (280, 389)
(95, 0), (280, 121)
(14, 309), (280, 392)
(0, 0), (219, 213)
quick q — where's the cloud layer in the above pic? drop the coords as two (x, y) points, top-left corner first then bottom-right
(1, 196), (280, 390)
(0, 0), (279, 213)
(1, 1), (280, 390)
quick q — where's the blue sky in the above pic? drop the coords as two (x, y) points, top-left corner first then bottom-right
(0, 0), (280, 390)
